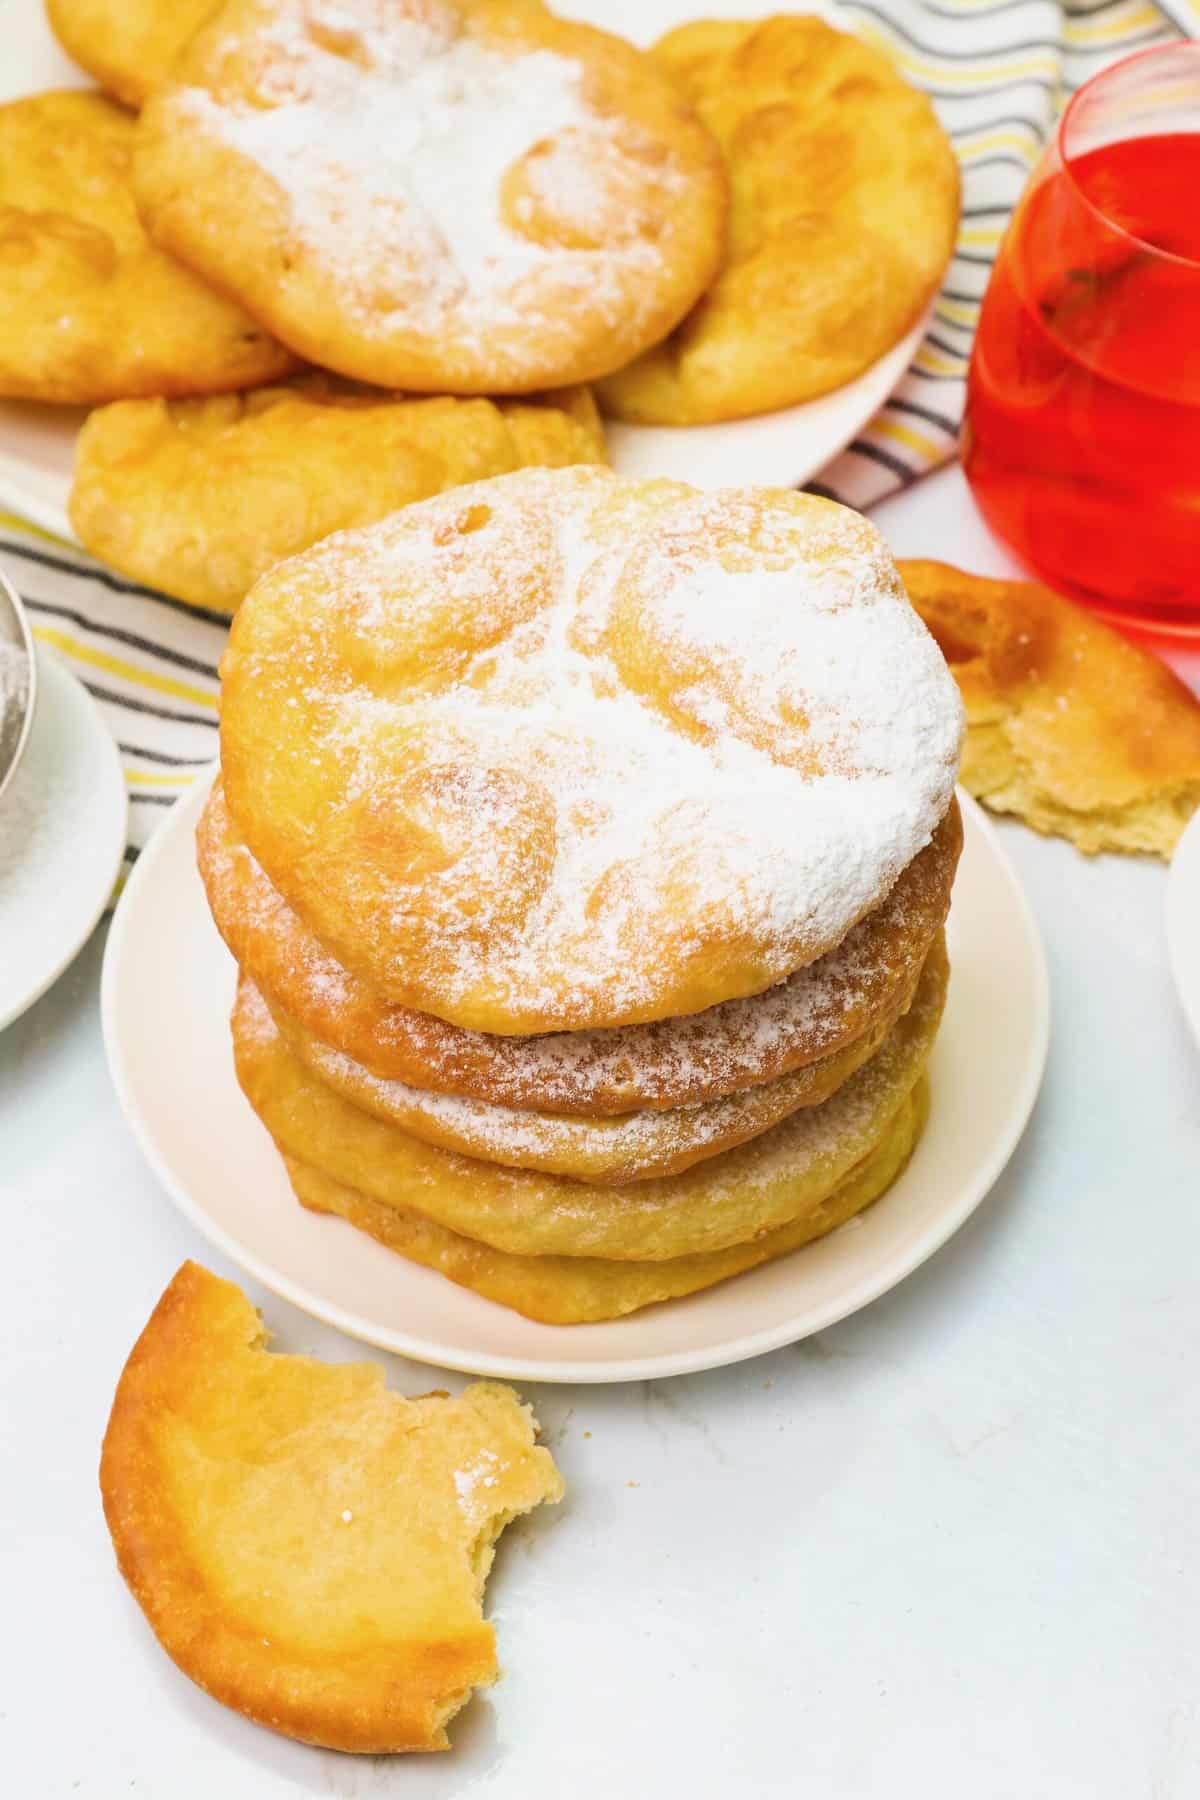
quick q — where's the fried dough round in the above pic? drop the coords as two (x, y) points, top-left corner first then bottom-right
(267, 953), (920, 1183)
(100, 1261), (562, 1752)
(284, 1080), (927, 1323)
(219, 469), (963, 1033)
(598, 16), (960, 424)
(200, 781), (959, 1112)
(132, 0), (728, 394)
(232, 937), (946, 1261)
(46, 0), (219, 107)
(0, 91), (295, 405)
(70, 377), (605, 614)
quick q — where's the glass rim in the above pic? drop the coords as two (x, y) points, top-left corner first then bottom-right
(1058, 40), (1200, 273)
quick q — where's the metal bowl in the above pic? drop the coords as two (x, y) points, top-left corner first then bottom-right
(0, 570), (37, 809)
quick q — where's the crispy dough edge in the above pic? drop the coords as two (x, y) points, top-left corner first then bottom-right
(98, 1262), (550, 1753)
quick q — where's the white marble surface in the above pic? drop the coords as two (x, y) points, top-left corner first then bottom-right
(3, 467), (1200, 1798)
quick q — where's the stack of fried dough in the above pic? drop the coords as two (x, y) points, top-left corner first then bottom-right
(201, 466), (965, 1324)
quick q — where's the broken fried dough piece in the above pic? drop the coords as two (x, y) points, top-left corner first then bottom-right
(900, 559), (1200, 857)
(99, 1262), (563, 1753)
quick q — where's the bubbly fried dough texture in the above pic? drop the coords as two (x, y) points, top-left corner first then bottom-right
(132, 0), (728, 393)
(900, 560), (1200, 857)
(598, 15), (959, 423)
(0, 91), (295, 404)
(284, 1080), (928, 1323)
(46, 0), (220, 107)
(219, 468), (963, 1033)
(231, 938), (947, 1261)
(99, 1262), (563, 1752)
(69, 378), (606, 614)
(198, 782), (959, 1112)
(267, 956), (917, 1182)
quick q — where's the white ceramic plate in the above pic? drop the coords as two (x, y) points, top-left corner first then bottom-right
(0, 649), (127, 1031)
(101, 775), (1048, 1383)
(1166, 806), (1200, 1051)
(0, 0), (928, 539)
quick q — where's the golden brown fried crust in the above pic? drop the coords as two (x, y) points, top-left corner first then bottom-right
(599, 16), (960, 423)
(900, 559), (1200, 857)
(100, 1262), (563, 1753)
(0, 91), (295, 404)
(283, 1079), (929, 1324)
(132, 0), (729, 392)
(69, 378), (606, 613)
(45, 0), (221, 107)
(268, 961), (915, 1183)
(230, 941), (947, 1262)
(199, 779), (960, 1111)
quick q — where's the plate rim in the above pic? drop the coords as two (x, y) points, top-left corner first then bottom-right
(0, 650), (127, 1033)
(101, 774), (1049, 1384)
(0, 465), (75, 547)
(1166, 804), (1200, 1050)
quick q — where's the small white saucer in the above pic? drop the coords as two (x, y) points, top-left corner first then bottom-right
(0, 649), (127, 1031)
(1167, 806), (1200, 1050)
(102, 775), (1048, 1384)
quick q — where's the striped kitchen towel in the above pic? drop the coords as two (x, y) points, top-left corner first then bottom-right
(0, 515), (224, 869)
(0, 0), (1194, 861)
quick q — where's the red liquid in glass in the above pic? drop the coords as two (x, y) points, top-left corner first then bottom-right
(964, 132), (1200, 631)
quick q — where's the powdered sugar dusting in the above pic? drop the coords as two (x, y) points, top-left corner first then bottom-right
(201, 780), (957, 1111)
(454, 1448), (499, 1512)
(231, 471), (961, 1028)
(282, 966), (902, 1177)
(0, 640), (28, 713)
(178, 0), (676, 352)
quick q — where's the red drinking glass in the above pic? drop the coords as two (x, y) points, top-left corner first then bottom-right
(963, 44), (1200, 635)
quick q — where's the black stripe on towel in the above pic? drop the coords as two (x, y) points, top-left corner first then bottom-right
(0, 537), (233, 628)
(21, 596), (220, 681)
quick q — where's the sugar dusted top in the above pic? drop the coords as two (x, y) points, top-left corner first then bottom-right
(133, 0), (727, 391)
(219, 467), (964, 1034)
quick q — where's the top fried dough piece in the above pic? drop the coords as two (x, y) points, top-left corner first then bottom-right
(901, 559), (1200, 857)
(598, 15), (960, 424)
(100, 1262), (563, 1753)
(131, 0), (729, 394)
(46, 0), (221, 107)
(69, 377), (606, 614)
(0, 91), (295, 405)
(219, 467), (963, 1035)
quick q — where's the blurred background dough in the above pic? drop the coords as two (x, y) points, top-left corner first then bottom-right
(45, 0), (220, 107)
(132, 0), (728, 394)
(69, 377), (607, 613)
(599, 16), (959, 424)
(0, 91), (296, 405)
